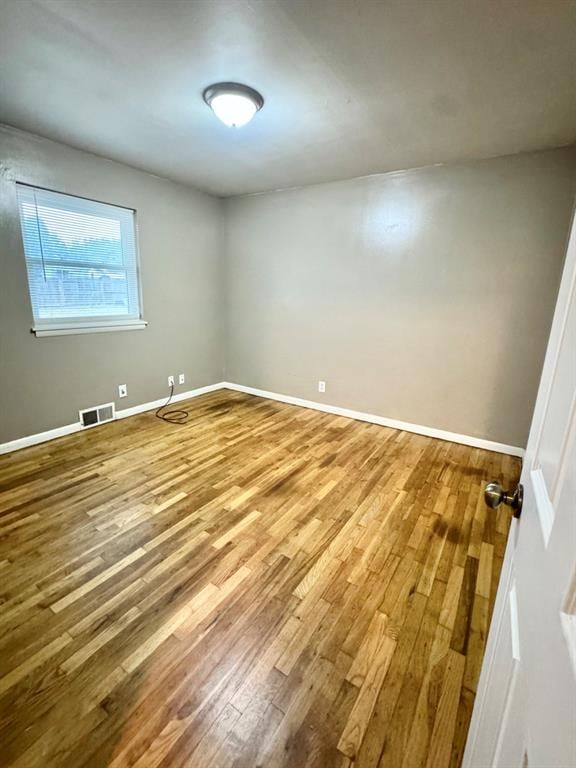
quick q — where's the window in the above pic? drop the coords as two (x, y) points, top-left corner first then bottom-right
(16, 184), (145, 336)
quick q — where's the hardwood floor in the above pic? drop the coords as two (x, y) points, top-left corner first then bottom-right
(0, 389), (520, 768)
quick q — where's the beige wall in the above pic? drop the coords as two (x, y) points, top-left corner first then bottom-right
(0, 126), (224, 443)
(224, 149), (576, 447)
(1, 127), (574, 449)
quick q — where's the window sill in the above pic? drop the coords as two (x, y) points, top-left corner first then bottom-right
(32, 321), (148, 337)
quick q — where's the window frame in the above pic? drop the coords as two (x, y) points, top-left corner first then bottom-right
(16, 183), (147, 337)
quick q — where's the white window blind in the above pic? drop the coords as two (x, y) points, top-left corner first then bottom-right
(16, 184), (145, 335)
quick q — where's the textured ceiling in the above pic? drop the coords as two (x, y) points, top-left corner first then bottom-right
(1, 0), (575, 196)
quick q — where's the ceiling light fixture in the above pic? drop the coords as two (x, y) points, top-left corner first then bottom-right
(203, 82), (264, 128)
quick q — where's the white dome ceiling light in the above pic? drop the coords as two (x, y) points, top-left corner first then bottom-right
(203, 82), (264, 128)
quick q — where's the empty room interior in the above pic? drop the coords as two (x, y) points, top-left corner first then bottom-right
(1, 1), (576, 767)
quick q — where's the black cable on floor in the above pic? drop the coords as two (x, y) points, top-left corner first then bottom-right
(155, 383), (190, 424)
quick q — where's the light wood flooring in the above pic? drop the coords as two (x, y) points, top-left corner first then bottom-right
(0, 389), (520, 768)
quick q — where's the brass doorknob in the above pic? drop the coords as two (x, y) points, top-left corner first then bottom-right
(484, 482), (523, 518)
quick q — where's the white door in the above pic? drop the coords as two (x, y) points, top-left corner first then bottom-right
(463, 208), (576, 768)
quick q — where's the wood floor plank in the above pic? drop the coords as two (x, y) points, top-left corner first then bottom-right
(0, 632), (73, 697)
(338, 614), (397, 759)
(440, 565), (465, 632)
(425, 650), (467, 768)
(0, 389), (520, 767)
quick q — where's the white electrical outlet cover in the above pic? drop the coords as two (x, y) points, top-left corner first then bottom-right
(179, 374), (185, 385)
(118, 384), (127, 398)
(168, 376), (175, 387)
(318, 381), (326, 393)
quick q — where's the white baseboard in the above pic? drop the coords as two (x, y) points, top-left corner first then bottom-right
(0, 379), (524, 458)
(0, 422), (84, 455)
(222, 382), (525, 457)
(0, 382), (226, 455)
(115, 382), (224, 420)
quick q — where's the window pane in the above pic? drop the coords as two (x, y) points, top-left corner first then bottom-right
(33, 204), (124, 267)
(16, 185), (141, 326)
(28, 263), (130, 319)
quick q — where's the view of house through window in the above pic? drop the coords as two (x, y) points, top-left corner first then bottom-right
(16, 184), (143, 334)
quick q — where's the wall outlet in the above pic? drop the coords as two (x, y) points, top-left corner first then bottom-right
(168, 375), (175, 387)
(118, 384), (128, 398)
(178, 373), (185, 385)
(318, 380), (326, 393)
